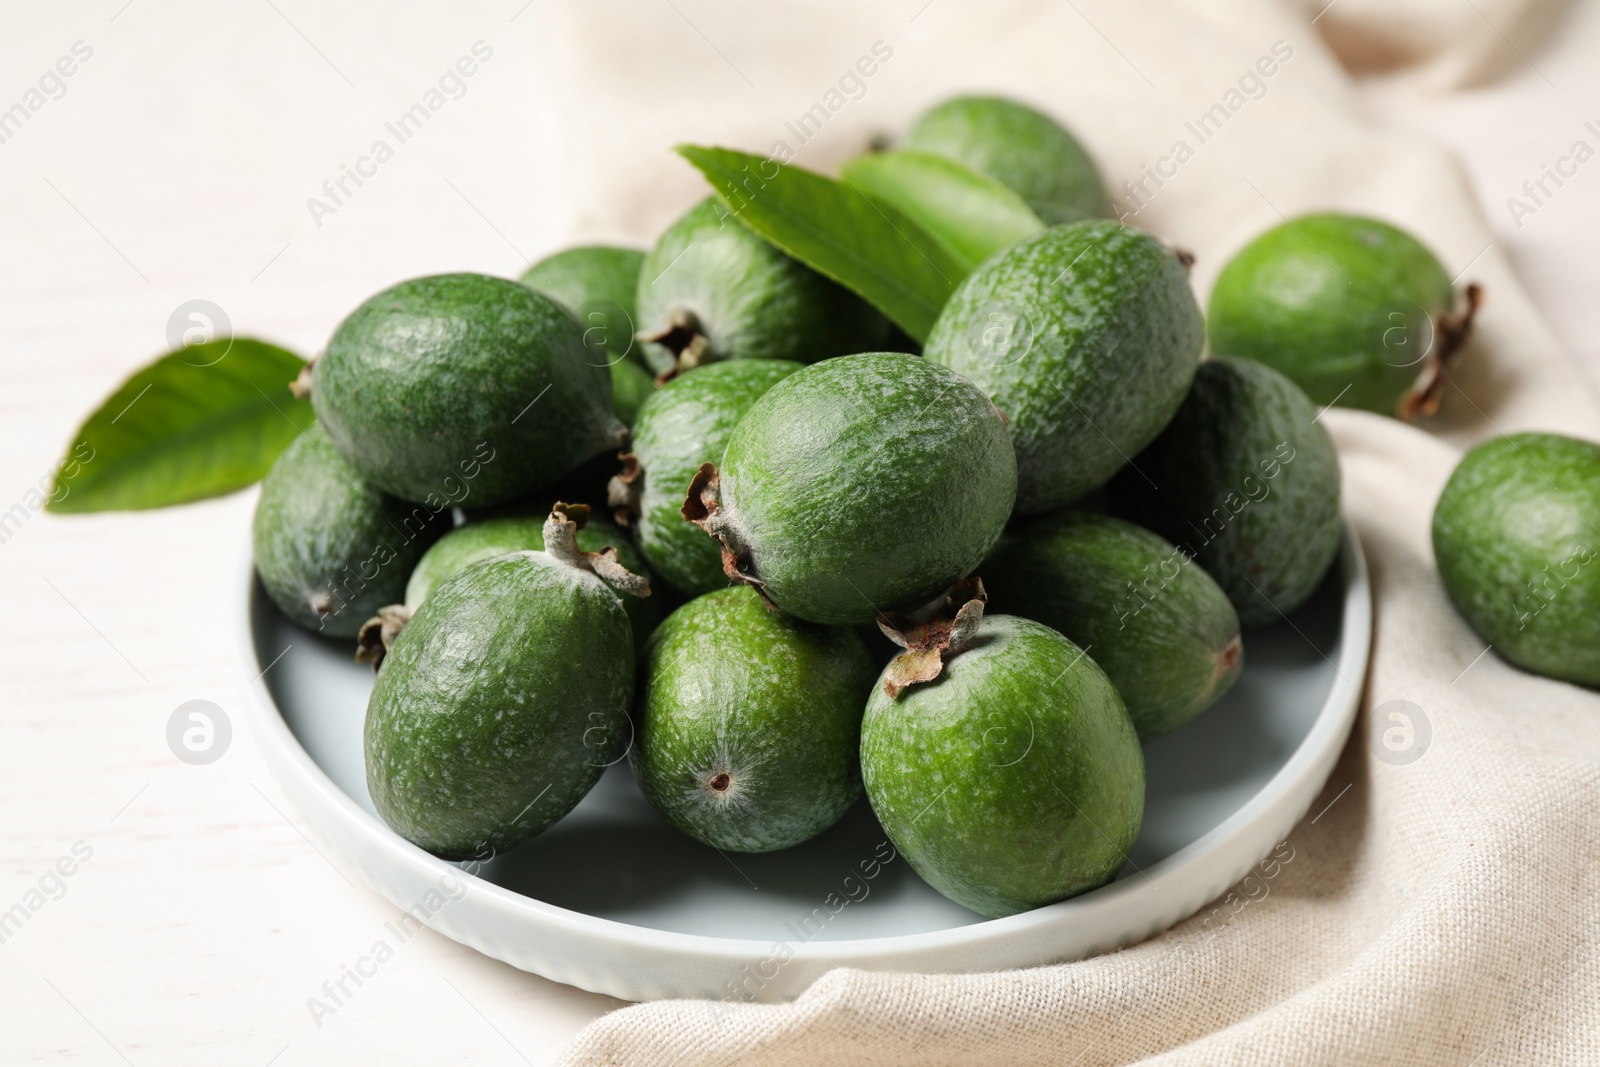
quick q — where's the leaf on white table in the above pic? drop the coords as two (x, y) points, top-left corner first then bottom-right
(48, 338), (313, 513)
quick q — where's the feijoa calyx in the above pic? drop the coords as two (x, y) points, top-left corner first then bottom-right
(364, 508), (646, 860)
(632, 586), (877, 852)
(686, 352), (1016, 625)
(311, 273), (625, 507)
(1433, 432), (1600, 686)
(635, 198), (891, 377)
(924, 221), (1204, 514)
(1207, 213), (1481, 420)
(904, 95), (1110, 224)
(610, 358), (802, 596)
(984, 511), (1242, 739)
(861, 608), (1144, 918)
(402, 508), (661, 651)
(253, 423), (446, 638)
(1111, 357), (1341, 626)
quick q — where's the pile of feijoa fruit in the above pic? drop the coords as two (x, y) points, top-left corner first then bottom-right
(253, 93), (1596, 920)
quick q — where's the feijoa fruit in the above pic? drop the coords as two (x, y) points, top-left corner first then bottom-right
(632, 586), (877, 852)
(253, 423), (446, 638)
(861, 612), (1143, 917)
(363, 508), (645, 859)
(1207, 213), (1480, 420)
(1433, 432), (1600, 686)
(1110, 357), (1341, 626)
(687, 353), (1016, 624)
(904, 95), (1110, 224)
(312, 273), (624, 507)
(924, 221), (1204, 514)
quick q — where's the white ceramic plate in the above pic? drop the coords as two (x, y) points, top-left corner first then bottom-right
(235, 523), (1370, 1002)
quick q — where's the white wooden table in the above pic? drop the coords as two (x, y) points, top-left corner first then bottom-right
(2, 3), (1596, 1063)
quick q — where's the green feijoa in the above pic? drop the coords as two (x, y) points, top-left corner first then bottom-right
(364, 511), (642, 860)
(1110, 357), (1341, 627)
(903, 95), (1110, 224)
(520, 244), (647, 366)
(1208, 213), (1480, 420)
(403, 513), (661, 650)
(611, 359), (803, 596)
(984, 511), (1242, 739)
(312, 273), (625, 507)
(924, 221), (1203, 514)
(609, 358), (656, 427)
(1432, 432), (1600, 686)
(253, 423), (446, 638)
(690, 353), (1016, 625)
(861, 613), (1143, 918)
(632, 586), (877, 852)
(634, 198), (891, 377)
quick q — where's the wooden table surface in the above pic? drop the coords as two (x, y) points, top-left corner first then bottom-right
(2, 3), (1597, 1063)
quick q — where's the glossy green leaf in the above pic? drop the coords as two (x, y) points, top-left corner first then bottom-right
(676, 144), (964, 341)
(48, 338), (314, 513)
(841, 150), (1045, 272)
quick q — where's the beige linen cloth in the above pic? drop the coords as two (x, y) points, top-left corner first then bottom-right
(538, 1), (1600, 1062)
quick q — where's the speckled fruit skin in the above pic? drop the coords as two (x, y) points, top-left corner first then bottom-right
(1110, 358), (1341, 627)
(628, 359), (802, 596)
(520, 245), (647, 366)
(716, 353), (1016, 624)
(1208, 214), (1455, 415)
(1432, 433), (1600, 686)
(313, 273), (624, 507)
(635, 198), (890, 376)
(403, 515), (661, 650)
(632, 587), (877, 852)
(924, 221), (1204, 515)
(904, 96), (1109, 225)
(253, 423), (446, 638)
(984, 511), (1242, 739)
(861, 614), (1143, 917)
(364, 551), (634, 860)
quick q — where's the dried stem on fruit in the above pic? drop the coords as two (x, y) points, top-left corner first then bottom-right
(544, 503), (652, 598)
(356, 604), (412, 670)
(354, 504), (649, 671)
(642, 309), (712, 382)
(681, 463), (774, 609)
(877, 577), (989, 698)
(288, 360), (315, 400)
(1401, 282), (1484, 421)
(607, 453), (643, 527)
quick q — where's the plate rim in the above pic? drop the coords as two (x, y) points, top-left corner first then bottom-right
(235, 520), (1370, 989)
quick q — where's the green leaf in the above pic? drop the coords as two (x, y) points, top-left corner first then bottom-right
(841, 150), (1045, 273)
(676, 144), (965, 341)
(48, 338), (314, 513)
